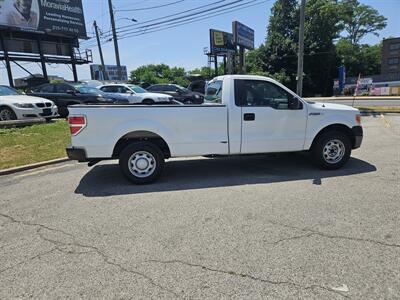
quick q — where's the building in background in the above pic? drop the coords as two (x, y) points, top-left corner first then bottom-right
(334, 37), (400, 96)
(381, 37), (400, 74)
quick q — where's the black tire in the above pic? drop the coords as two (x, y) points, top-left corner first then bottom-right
(119, 142), (164, 184)
(58, 106), (69, 118)
(142, 99), (155, 105)
(0, 107), (17, 121)
(311, 131), (351, 170)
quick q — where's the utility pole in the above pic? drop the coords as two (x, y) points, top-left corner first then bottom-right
(93, 20), (108, 80)
(108, 0), (122, 81)
(296, 0), (306, 96)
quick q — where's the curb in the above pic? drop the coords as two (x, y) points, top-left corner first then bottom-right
(0, 158), (70, 176)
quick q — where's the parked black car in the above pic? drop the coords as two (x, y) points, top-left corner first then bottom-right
(29, 83), (121, 117)
(146, 84), (204, 104)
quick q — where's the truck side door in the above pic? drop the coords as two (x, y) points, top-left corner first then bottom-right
(236, 79), (307, 153)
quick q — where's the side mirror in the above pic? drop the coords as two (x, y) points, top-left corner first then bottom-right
(288, 96), (302, 110)
(66, 89), (75, 94)
(175, 89), (182, 94)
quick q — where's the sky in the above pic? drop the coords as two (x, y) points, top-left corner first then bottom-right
(1, 0), (399, 85)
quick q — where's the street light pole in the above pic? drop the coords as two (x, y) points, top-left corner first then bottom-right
(296, 0), (306, 96)
(108, 0), (122, 81)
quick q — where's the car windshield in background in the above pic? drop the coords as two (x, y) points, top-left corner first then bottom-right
(0, 86), (20, 96)
(76, 86), (101, 94)
(128, 85), (147, 93)
(205, 81), (223, 103)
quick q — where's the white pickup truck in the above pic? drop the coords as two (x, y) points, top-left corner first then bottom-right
(67, 75), (363, 184)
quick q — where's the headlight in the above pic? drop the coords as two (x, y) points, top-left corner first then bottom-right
(13, 103), (34, 108)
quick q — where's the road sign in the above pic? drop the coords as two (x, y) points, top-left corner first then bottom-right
(232, 21), (254, 50)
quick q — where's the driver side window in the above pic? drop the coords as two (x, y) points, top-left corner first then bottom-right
(234, 80), (298, 110)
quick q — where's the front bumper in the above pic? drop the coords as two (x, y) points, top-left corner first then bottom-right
(12, 106), (58, 119)
(66, 146), (88, 162)
(352, 126), (363, 149)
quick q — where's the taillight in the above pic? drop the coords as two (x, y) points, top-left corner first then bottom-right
(355, 114), (361, 125)
(68, 115), (86, 136)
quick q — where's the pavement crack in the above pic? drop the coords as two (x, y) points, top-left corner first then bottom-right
(266, 220), (400, 249)
(0, 212), (179, 298)
(0, 212), (73, 238)
(146, 259), (349, 298)
(0, 248), (57, 274)
(35, 228), (179, 297)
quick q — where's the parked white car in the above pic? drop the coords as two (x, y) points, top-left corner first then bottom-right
(67, 75), (363, 184)
(98, 84), (174, 104)
(0, 85), (58, 121)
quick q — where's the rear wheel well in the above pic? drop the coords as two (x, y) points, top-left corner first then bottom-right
(113, 131), (171, 159)
(311, 124), (355, 149)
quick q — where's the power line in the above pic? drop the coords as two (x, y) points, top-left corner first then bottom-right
(103, 0), (245, 39)
(101, 0), (226, 36)
(117, 0), (266, 40)
(115, 0), (185, 12)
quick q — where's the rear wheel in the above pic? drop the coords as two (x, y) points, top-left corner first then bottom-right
(311, 131), (351, 170)
(0, 107), (17, 121)
(119, 142), (164, 184)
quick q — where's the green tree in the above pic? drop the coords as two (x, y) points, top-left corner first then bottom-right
(336, 39), (381, 77)
(130, 64), (189, 86)
(340, 0), (387, 45)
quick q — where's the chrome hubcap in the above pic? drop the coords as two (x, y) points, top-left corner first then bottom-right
(323, 139), (345, 164)
(0, 109), (13, 121)
(128, 151), (156, 178)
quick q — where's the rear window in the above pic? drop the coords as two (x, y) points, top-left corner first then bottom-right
(205, 80), (223, 103)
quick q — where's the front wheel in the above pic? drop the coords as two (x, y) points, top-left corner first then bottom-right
(311, 131), (351, 170)
(119, 142), (164, 184)
(0, 107), (17, 121)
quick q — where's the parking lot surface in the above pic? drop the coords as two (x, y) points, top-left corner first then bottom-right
(0, 115), (399, 299)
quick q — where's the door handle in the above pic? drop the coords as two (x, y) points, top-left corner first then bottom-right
(243, 113), (255, 121)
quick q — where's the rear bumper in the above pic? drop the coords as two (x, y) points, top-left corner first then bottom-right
(66, 146), (88, 162)
(352, 126), (363, 149)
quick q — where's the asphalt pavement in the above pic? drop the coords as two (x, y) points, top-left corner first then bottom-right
(0, 115), (399, 299)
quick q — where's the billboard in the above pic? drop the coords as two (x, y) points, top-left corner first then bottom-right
(90, 64), (128, 81)
(0, 0), (87, 38)
(232, 21), (254, 50)
(209, 29), (235, 55)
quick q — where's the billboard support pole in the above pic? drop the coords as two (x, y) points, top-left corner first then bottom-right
(223, 55), (227, 75)
(37, 38), (48, 81)
(93, 21), (108, 81)
(0, 33), (14, 87)
(70, 44), (78, 82)
(239, 46), (245, 74)
(214, 55), (218, 77)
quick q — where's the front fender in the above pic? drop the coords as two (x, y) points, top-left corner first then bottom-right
(304, 113), (355, 149)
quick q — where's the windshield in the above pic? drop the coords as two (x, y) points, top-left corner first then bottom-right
(205, 80), (223, 103)
(75, 86), (102, 95)
(0, 86), (20, 96)
(127, 84), (147, 93)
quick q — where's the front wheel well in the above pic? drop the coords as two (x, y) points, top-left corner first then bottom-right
(311, 124), (355, 149)
(112, 131), (171, 159)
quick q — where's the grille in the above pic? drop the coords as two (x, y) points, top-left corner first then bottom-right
(36, 103), (45, 108)
(45, 102), (52, 107)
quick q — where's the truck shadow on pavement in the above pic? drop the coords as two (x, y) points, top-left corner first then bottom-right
(74, 153), (377, 197)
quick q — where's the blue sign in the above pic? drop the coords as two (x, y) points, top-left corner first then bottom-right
(232, 21), (254, 49)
